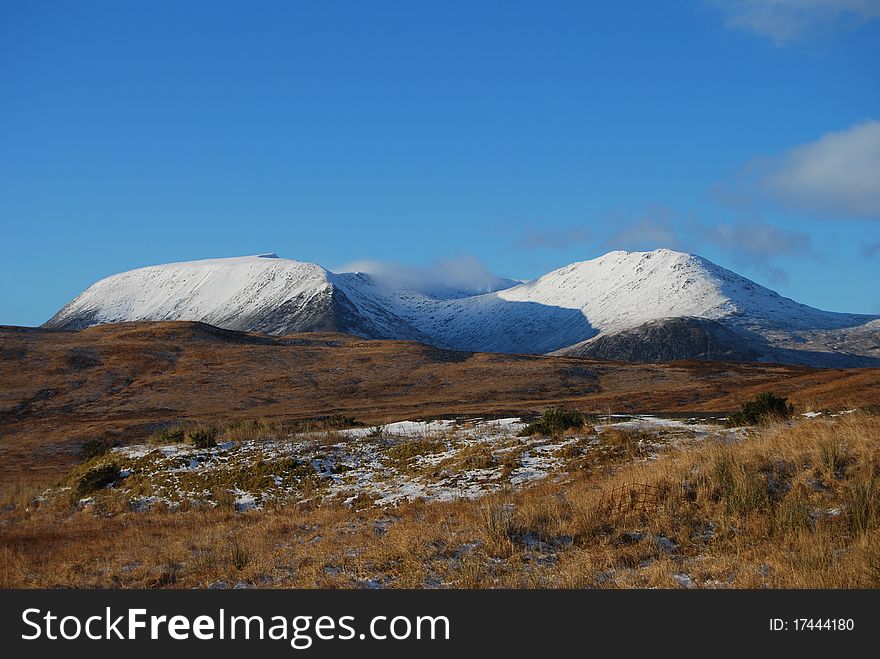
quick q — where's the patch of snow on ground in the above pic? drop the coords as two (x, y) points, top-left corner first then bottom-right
(89, 414), (735, 511)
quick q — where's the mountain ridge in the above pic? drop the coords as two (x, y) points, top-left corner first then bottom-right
(43, 249), (880, 367)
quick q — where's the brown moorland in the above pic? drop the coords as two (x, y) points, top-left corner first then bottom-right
(2, 321), (879, 486)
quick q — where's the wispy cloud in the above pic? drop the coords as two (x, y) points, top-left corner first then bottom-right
(759, 120), (880, 218)
(515, 226), (591, 250)
(713, 0), (880, 44)
(605, 209), (815, 284)
(691, 219), (816, 283)
(337, 255), (514, 296)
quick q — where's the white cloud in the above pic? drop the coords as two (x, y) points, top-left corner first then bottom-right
(762, 120), (880, 218)
(714, 0), (880, 43)
(337, 255), (515, 297)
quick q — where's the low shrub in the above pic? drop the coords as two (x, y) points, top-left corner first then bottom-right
(519, 408), (586, 436)
(726, 392), (793, 427)
(76, 464), (121, 496)
(81, 438), (112, 460)
(187, 426), (218, 449)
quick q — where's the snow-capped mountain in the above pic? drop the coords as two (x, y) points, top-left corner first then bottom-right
(43, 253), (434, 343)
(43, 250), (880, 367)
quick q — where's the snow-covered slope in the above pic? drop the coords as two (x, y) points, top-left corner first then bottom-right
(45, 253), (428, 341)
(47, 254), (327, 328)
(44, 250), (880, 366)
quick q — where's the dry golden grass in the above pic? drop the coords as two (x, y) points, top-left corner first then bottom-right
(2, 412), (878, 588)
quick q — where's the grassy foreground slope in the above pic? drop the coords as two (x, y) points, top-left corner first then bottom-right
(2, 412), (878, 588)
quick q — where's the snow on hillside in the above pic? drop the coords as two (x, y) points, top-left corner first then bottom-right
(341, 249), (877, 355)
(496, 249), (874, 333)
(499, 250), (735, 331)
(46, 254), (335, 331)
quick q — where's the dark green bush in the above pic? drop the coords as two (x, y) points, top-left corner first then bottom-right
(726, 392), (793, 427)
(187, 426), (218, 449)
(81, 438), (112, 460)
(76, 464), (121, 496)
(519, 407), (586, 436)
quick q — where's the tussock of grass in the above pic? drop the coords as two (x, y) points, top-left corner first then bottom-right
(479, 497), (517, 555)
(436, 444), (496, 472)
(708, 448), (770, 516)
(384, 440), (446, 469)
(843, 478), (879, 536)
(817, 436), (847, 478)
(499, 448), (524, 477)
(601, 428), (649, 459)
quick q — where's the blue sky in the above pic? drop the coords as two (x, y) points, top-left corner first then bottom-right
(1, 0), (878, 326)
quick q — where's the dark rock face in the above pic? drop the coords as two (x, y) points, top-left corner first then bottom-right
(243, 286), (434, 344)
(228, 287), (378, 336)
(561, 317), (761, 363)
